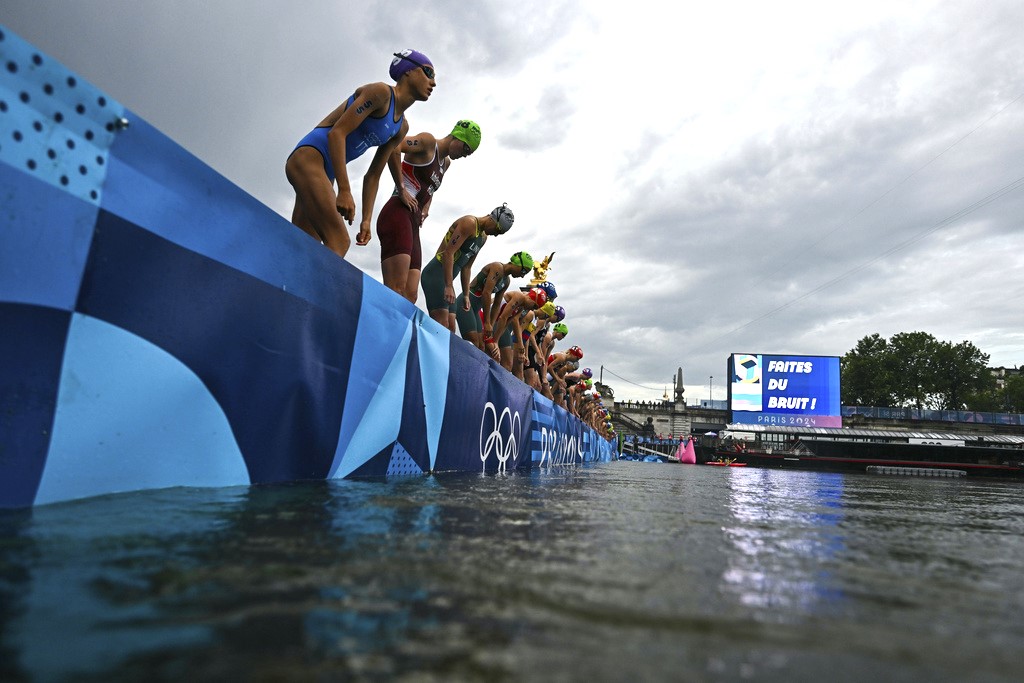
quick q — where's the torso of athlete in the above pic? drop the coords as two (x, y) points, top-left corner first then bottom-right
(469, 268), (510, 298)
(436, 218), (487, 273)
(377, 144), (447, 266)
(291, 87), (403, 182)
(396, 145), (448, 226)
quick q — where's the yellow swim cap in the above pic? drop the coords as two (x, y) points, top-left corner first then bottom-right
(451, 120), (481, 152)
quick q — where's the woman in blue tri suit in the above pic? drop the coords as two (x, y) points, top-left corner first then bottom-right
(285, 49), (435, 258)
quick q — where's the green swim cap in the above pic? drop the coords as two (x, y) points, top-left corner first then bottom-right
(511, 251), (534, 270)
(452, 120), (482, 152)
(554, 322), (568, 335)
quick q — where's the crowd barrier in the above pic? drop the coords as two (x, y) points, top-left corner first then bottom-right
(0, 27), (614, 509)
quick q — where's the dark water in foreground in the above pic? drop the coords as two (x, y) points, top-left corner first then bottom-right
(2, 462), (1023, 682)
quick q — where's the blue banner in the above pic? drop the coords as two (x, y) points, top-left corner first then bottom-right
(729, 353), (842, 428)
(0, 26), (614, 508)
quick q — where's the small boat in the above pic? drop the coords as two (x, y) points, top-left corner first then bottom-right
(705, 458), (747, 467)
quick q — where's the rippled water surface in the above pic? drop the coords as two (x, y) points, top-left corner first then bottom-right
(2, 461), (1023, 681)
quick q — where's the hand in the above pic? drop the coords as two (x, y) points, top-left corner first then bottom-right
(461, 295), (470, 312)
(486, 343), (500, 360)
(398, 187), (418, 212)
(356, 220), (372, 246)
(336, 190), (355, 225)
(443, 284), (455, 305)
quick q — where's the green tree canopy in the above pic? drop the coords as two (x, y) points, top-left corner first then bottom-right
(1001, 374), (1024, 413)
(841, 332), (994, 410)
(840, 333), (893, 406)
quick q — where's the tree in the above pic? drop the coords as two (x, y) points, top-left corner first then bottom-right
(1002, 374), (1024, 413)
(886, 332), (942, 409)
(840, 332), (997, 410)
(841, 333), (894, 406)
(930, 340), (993, 410)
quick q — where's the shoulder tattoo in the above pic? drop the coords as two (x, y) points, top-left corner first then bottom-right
(354, 98), (374, 115)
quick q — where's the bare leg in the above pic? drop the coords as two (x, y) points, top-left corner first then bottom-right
(429, 308), (449, 328)
(290, 197), (323, 243)
(382, 254), (412, 297)
(285, 148), (351, 258)
(512, 355), (525, 382)
(404, 269), (421, 304)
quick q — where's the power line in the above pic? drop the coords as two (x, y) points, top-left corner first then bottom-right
(696, 173), (1024, 351)
(601, 367), (662, 391)
(749, 91), (1024, 292)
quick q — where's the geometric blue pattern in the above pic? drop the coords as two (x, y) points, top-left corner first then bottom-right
(0, 26), (617, 508)
(0, 25), (122, 205)
(386, 443), (423, 477)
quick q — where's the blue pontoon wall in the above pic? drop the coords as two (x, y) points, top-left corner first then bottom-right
(0, 27), (614, 509)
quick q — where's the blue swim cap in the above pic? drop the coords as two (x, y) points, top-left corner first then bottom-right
(537, 281), (557, 301)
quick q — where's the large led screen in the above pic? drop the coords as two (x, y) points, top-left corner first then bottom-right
(728, 354), (841, 428)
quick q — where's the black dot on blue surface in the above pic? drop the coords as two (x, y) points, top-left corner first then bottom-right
(48, 149), (56, 159)
(97, 96), (107, 107)
(90, 190), (98, 200)
(85, 130), (94, 141)
(43, 83), (54, 95)
(75, 104), (85, 115)
(66, 76), (77, 87)
(54, 112), (64, 123)
(12, 130), (23, 142)
(27, 159), (37, 170)
(6, 61), (16, 74)
(66, 138), (76, 150)
(32, 54), (42, 66)
(79, 165), (88, 175)
(19, 91), (30, 104)
(60, 175), (69, 186)
(33, 121), (43, 132)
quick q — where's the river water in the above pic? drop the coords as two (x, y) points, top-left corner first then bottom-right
(2, 461), (1022, 682)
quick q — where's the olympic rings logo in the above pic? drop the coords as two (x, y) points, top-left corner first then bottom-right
(479, 401), (521, 472)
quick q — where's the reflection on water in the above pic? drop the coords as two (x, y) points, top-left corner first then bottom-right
(2, 463), (1024, 681)
(723, 470), (847, 614)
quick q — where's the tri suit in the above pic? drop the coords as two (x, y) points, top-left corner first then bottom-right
(420, 217), (488, 313)
(376, 144), (449, 268)
(456, 267), (511, 336)
(288, 87), (404, 182)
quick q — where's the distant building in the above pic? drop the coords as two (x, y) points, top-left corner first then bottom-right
(991, 366), (1021, 390)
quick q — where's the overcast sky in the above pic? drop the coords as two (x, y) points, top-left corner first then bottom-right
(5, 0), (1023, 403)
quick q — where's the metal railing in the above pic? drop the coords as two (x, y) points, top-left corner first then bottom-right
(842, 406), (1024, 426)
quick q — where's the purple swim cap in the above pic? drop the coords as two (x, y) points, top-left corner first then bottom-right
(390, 49), (432, 80)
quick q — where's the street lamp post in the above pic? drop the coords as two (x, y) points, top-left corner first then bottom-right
(708, 376), (713, 405)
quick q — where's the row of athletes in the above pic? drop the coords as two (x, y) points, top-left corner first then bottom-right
(410, 201), (609, 434)
(406, 200), (613, 437)
(282, 49), (614, 437)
